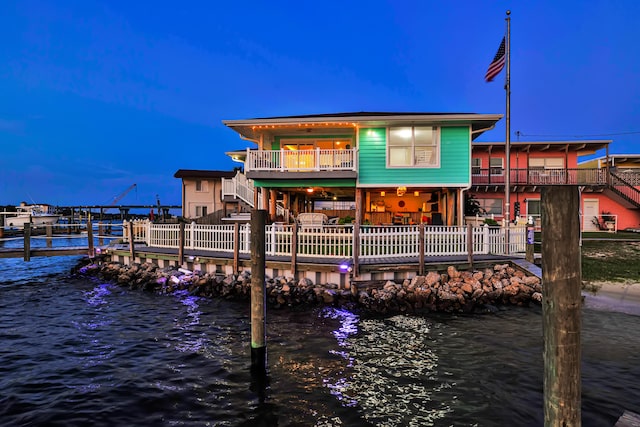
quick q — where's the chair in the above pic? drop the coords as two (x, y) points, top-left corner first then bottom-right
(431, 212), (444, 225)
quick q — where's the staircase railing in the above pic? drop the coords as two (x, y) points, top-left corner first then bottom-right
(222, 172), (257, 208)
(609, 171), (640, 208)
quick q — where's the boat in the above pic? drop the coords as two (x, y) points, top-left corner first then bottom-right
(2, 204), (61, 229)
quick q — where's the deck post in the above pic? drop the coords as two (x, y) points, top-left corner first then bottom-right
(128, 221), (136, 261)
(352, 222), (360, 277)
(98, 222), (104, 246)
(250, 209), (267, 373)
(467, 225), (473, 269)
(87, 220), (94, 258)
(419, 223), (425, 275)
(178, 222), (185, 267)
(526, 218), (535, 263)
(24, 222), (31, 262)
(290, 222), (298, 276)
(233, 222), (240, 273)
(541, 186), (581, 426)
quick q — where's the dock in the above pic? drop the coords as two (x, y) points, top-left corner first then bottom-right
(0, 246), (91, 259)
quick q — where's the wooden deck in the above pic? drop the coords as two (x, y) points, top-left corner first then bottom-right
(105, 244), (540, 279)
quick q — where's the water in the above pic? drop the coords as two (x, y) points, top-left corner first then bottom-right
(1, 251), (640, 426)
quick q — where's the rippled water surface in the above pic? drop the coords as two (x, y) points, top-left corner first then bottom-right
(1, 252), (640, 426)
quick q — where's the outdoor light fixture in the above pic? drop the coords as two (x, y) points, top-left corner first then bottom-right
(397, 186), (407, 197)
(339, 263), (352, 273)
(307, 188), (314, 193)
(414, 191), (420, 197)
(381, 191), (386, 197)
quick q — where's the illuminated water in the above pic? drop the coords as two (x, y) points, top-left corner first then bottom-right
(1, 242), (639, 425)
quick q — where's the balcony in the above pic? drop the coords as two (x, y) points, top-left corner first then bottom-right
(472, 168), (608, 188)
(245, 148), (357, 179)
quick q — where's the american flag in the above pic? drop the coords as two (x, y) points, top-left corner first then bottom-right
(485, 37), (506, 82)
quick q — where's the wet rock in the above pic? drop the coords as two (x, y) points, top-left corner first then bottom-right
(74, 257), (543, 316)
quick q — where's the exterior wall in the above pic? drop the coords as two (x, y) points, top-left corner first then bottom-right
(181, 178), (224, 219)
(358, 126), (471, 186)
(585, 194), (640, 230)
(472, 150), (579, 170)
(471, 190), (640, 231)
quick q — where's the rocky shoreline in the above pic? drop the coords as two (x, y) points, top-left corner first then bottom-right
(74, 257), (542, 314)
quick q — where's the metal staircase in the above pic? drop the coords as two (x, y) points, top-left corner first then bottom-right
(606, 171), (640, 209)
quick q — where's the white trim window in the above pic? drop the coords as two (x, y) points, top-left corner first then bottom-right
(195, 180), (208, 192)
(478, 198), (503, 215)
(195, 205), (208, 217)
(526, 199), (541, 218)
(388, 126), (440, 167)
(472, 158), (481, 175)
(489, 158), (504, 175)
(529, 157), (564, 169)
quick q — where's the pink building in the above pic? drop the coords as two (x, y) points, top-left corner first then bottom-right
(469, 141), (640, 231)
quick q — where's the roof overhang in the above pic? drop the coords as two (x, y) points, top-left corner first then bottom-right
(473, 140), (611, 156)
(223, 112), (503, 142)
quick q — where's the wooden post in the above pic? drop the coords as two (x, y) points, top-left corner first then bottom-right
(250, 209), (267, 372)
(541, 186), (582, 426)
(87, 220), (94, 258)
(233, 222), (240, 273)
(418, 223), (425, 276)
(127, 221), (136, 261)
(24, 222), (31, 262)
(46, 223), (53, 248)
(352, 219), (360, 278)
(526, 218), (535, 263)
(98, 222), (104, 246)
(178, 222), (185, 267)
(466, 224), (474, 269)
(290, 222), (298, 276)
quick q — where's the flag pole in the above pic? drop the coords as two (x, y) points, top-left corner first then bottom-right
(504, 10), (511, 253)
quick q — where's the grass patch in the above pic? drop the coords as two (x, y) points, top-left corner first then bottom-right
(581, 240), (640, 282)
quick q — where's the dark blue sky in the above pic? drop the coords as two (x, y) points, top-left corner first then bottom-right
(2, 1), (639, 206)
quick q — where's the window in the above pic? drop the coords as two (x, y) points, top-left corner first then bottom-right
(489, 158), (503, 175)
(195, 180), (208, 192)
(529, 158), (564, 169)
(388, 126), (439, 167)
(472, 158), (481, 175)
(478, 198), (503, 215)
(527, 199), (541, 217)
(195, 206), (208, 217)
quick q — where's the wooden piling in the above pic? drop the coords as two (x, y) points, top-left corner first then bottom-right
(233, 222), (240, 273)
(178, 222), (185, 267)
(46, 223), (53, 248)
(418, 223), (425, 276)
(290, 222), (298, 276)
(87, 220), (94, 258)
(250, 209), (267, 371)
(24, 223), (31, 262)
(466, 224), (474, 269)
(127, 221), (136, 261)
(541, 186), (582, 426)
(98, 222), (104, 246)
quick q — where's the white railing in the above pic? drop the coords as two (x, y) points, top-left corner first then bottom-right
(222, 172), (258, 207)
(245, 148), (357, 172)
(122, 221), (526, 260)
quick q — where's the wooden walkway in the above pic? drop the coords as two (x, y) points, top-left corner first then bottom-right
(0, 246), (90, 259)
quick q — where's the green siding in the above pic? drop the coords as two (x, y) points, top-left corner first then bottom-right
(358, 126), (470, 186)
